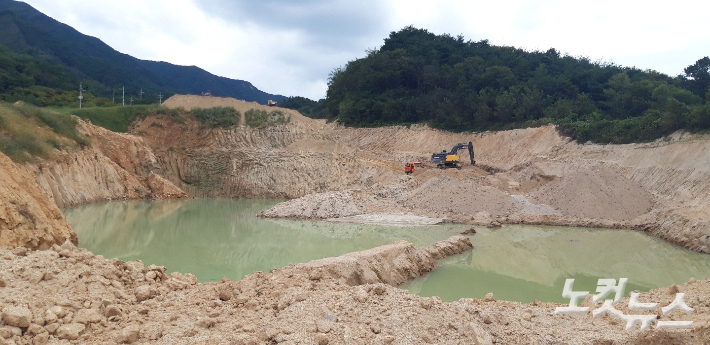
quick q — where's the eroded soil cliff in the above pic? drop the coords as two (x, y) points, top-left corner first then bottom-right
(0, 153), (76, 249)
(30, 119), (188, 209)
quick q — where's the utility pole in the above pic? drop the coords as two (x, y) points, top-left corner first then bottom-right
(158, 93), (163, 104)
(78, 82), (84, 109)
(112, 89), (115, 103)
(122, 86), (125, 106)
(139, 88), (145, 100)
(130, 97), (134, 106)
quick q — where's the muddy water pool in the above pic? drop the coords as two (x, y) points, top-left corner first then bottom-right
(63, 199), (710, 303)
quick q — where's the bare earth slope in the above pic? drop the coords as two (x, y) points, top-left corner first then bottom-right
(0, 152), (76, 249)
(260, 123), (710, 254)
(135, 96), (392, 199)
(30, 119), (189, 209)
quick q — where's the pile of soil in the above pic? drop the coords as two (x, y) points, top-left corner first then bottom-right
(401, 176), (517, 218)
(260, 191), (363, 219)
(528, 163), (654, 221)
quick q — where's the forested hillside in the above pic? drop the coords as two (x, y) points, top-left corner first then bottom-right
(0, 0), (284, 105)
(0, 45), (114, 107)
(318, 27), (710, 143)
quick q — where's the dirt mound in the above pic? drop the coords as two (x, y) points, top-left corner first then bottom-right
(402, 176), (517, 218)
(260, 191), (363, 219)
(163, 95), (325, 131)
(529, 163), (654, 221)
(261, 123), (710, 253)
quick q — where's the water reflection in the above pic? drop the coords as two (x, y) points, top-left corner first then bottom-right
(63, 200), (710, 303)
(63, 199), (465, 282)
(402, 225), (710, 303)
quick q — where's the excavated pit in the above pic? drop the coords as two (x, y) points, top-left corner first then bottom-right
(2, 95), (710, 343)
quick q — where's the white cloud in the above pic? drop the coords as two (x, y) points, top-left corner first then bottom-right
(18, 0), (710, 100)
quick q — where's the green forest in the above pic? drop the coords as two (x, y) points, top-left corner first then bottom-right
(0, 45), (145, 107)
(283, 27), (710, 143)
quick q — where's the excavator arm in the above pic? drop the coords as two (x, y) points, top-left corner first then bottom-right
(449, 141), (475, 166)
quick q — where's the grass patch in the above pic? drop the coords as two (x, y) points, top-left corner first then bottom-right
(0, 134), (44, 163)
(0, 102), (90, 163)
(191, 107), (241, 127)
(65, 105), (184, 133)
(244, 109), (291, 128)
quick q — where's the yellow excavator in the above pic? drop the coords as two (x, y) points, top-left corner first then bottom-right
(431, 141), (475, 169)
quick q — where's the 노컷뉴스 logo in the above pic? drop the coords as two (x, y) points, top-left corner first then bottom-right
(554, 278), (693, 330)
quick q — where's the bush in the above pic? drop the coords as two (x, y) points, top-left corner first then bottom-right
(0, 102), (91, 163)
(244, 109), (290, 128)
(67, 105), (184, 132)
(13, 104), (89, 147)
(191, 107), (241, 127)
(0, 133), (44, 163)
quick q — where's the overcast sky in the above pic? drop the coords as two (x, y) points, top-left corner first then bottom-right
(20, 0), (710, 100)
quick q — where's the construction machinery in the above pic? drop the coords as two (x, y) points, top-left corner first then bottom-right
(431, 141), (475, 169)
(404, 161), (422, 175)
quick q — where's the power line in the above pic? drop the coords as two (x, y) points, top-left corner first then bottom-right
(78, 82), (84, 109)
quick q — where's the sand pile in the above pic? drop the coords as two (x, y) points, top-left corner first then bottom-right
(259, 191), (363, 219)
(401, 176), (517, 218)
(529, 163), (654, 221)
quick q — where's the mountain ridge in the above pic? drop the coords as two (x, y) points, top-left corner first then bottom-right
(0, 0), (284, 104)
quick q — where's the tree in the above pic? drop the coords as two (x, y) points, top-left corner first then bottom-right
(684, 57), (710, 100)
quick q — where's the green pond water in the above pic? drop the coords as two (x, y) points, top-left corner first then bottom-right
(63, 199), (710, 304)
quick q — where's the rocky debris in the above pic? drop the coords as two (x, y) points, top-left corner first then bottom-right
(1, 306), (32, 328)
(146, 172), (190, 200)
(327, 213), (444, 225)
(134, 285), (157, 302)
(74, 309), (102, 324)
(118, 324), (140, 344)
(1, 245), (710, 344)
(55, 323), (85, 340)
(461, 227), (477, 235)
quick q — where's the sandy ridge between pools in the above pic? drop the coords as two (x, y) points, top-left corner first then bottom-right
(2, 238), (709, 344)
